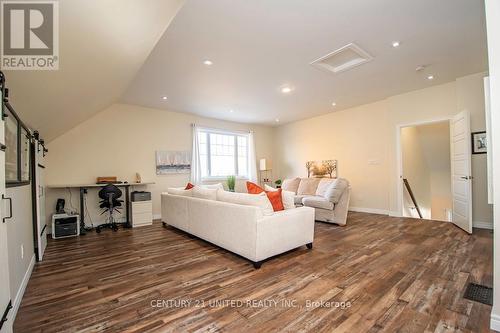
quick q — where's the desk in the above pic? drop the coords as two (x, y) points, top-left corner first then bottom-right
(47, 182), (154, 235)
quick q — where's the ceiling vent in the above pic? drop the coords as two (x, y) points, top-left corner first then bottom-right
(310, 43), (373, 74)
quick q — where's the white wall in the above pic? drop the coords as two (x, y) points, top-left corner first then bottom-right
(274, 99), (390, 214)
(456, 73), (494, 226)
(274, 73), (492, 226)
(485, 0), (500, 330)
(45, 104), (274, 225)
(401, 122), (453, 221)
(401, 126), (431, 219)
(415, 122), (452, 221)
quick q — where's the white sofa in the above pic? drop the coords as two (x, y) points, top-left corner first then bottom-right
(279, 177), (351, 226)
(161, 191), (315, 268)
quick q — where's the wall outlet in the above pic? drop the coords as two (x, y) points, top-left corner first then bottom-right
(21, 244), (24, 259)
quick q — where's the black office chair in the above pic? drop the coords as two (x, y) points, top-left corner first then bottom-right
(96, 184), (123, 233)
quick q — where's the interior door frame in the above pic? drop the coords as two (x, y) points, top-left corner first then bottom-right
(30, 140), (39, 261)
(395, 116), (453, 218)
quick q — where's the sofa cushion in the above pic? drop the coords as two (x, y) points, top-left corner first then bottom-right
(168, 188), (193, 197)
(294, 195), (309, 205)
(264, 184), (295, 210)
(302, 196), (334, 210)
(315, 178), (336, 197)
(323, 178), (349, 203)
(192, 187), (218, 200)
(217, 190), (274, 216)
(200, 183), (224, 190)
(281, 178), (301, 194)
(297, 178), (321, 195)
(246, 182), (284, 212)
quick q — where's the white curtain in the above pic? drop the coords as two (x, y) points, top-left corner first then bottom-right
(248, 131), (258, 182)
(190, 124), (202, 184)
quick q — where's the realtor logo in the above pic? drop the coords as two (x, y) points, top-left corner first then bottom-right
(1, 0), (59, 70)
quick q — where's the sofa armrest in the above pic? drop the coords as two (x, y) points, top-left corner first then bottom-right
(255, 207), (315, 261)
(333, 186), (351, 225)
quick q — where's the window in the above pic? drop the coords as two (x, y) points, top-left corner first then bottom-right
(4, 103), (31, 187)
(20, 127), (30, 181)
(5, 106), (18, 182)
(197, 129), (250, 179)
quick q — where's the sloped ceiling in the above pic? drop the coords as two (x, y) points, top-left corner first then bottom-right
(3, 0), (185, 141)
(122, 0), (487, 126)
(3, 0), (488, 141)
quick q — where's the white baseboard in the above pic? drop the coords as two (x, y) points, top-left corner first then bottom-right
(388, 211), (402, 217)
(153, 214), (161, 220)
(10, 254), (35, 323)
(474, 221), (493, 229)
(491, 312), (500, 332)
(349, 207), (389, 215)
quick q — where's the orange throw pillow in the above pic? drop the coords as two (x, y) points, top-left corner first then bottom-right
(246, 181), (284, 212)
(246, 181), (264, 194)
(185, 182), (194, 190)
(266, 188), (284, 212)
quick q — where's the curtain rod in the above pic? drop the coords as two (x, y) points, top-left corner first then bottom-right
(191, 123), (253, 134)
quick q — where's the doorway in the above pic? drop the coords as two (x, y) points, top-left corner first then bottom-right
(400, 120), (452, 222)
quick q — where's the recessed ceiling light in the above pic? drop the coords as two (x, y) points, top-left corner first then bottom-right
(275, 118), (280, 123)
(427, 75), (434, 80)
(331, 102), (337, 107)
(281, 86), (292, 94)
(229, 109), (234, 113)
(203, 60), (213, 66)
(415, 65), (426, 72)
(392, 41), (400, 48)
(162, 96), (168, 100)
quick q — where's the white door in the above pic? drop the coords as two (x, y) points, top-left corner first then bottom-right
(451, 111), (473, 234)
(36, 150), (47, 260)
(0, 112), (13, 332)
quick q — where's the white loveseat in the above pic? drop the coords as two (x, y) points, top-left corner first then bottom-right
(279, 177), (351, 226)
(161, 189), (315, 268)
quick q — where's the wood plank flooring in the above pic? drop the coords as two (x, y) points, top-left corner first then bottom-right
(14, 212), (493, 332)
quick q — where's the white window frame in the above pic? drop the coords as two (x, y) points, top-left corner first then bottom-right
(198, 127), (250, 181)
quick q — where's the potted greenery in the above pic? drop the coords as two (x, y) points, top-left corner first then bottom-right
(227, 175), (236, 192)
(275, 179), (282, 188)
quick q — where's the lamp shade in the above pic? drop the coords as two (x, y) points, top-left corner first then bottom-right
(259, 158), (269, 171)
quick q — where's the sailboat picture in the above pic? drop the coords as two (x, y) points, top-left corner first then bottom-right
(156, 151), (191, 174)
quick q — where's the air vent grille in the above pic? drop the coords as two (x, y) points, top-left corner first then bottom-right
(310, 43), (373, 74)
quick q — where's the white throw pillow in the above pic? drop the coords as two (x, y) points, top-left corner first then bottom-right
(281, 178), (301, 194)
(315, 178), (336, 197)
(192, 187), (218, 200)
(323, 178), (349, 203)
(264, 184), (275, 191)
(297, 178), (321, 195)
(217, 189), (274, 216)
(264, 185), (295, 210)
(200, 183), (224, 190)
(167, 188), (193, 197)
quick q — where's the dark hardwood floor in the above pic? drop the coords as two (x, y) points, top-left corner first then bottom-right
(14, 212), (493, 332)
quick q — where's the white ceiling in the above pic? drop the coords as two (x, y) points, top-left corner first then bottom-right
(4, 0), (185, 141)
(122, 0), (488, 126)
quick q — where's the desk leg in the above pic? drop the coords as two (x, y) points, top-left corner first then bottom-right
(79, 187), (86, 235)
(125, 186), (131, 228)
